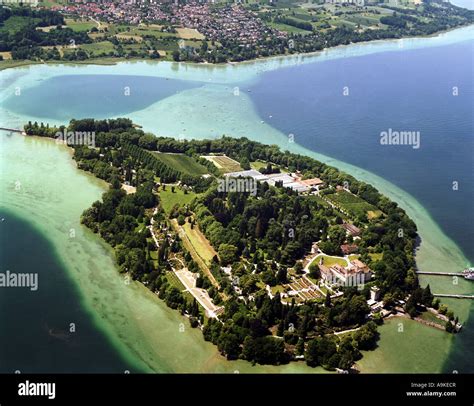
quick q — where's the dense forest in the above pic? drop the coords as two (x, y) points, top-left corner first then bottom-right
(23, 119), (459, 369)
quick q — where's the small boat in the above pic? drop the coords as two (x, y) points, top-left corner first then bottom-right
(463, 267), (474, 280)
(48, 328), (71, 341)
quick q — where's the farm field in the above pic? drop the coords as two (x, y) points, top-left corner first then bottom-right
(201, 155), (242, 173)
(176, 27), (205, 40)
(76, 41), (115, 56)
(326, 190), (378, 219)
(268, 22), (312, 35)
(152, 152), (209, 176)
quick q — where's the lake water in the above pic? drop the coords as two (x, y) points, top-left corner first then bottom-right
(1, 24), (473, 373)
(0, 208), (132, 373)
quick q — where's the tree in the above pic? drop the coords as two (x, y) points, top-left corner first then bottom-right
(217, 332), (241, 360)
(308, 263), (320, 279)
(218, 243), (238, 266)
(325, 292), (331, 307)
(421, 284), (434, 307)
(383, 293), (395, 308)
(405, 295), (418, 318)
(240, 157), (251, 170)
(276, 267), (288, 284)
(305, 337), (337, 368)
(172, 50), (180, 61)
(353, 321), (378, 351)
(445, 321), (454, 333)
(242, 336), (286, 365)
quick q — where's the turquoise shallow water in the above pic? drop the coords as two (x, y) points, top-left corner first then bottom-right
(1, 24), (473, 372)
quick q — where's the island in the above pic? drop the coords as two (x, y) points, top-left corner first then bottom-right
(22, 118), (462, 371)
(1, 0), (473, 69)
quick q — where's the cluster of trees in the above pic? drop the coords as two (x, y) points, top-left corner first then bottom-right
(25, 119), (212, 191)
(0, 7), (92, 58)
(404, 284), (435, 317)
(0, 6), (64, 27)
(380, 13), (417, 29)
(81, 178), (156, 280)
(192, 184), (333, 267)
(24, 118), (134, 138)
(202, 287), (375, 368)
(305, 321), (378, 370)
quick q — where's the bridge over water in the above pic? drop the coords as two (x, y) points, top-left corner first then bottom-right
(416, 271), (464, 276)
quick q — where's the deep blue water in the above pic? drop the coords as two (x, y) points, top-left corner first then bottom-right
(0, 209), (136, 373)
(4, 74), (200, 121)
(250, 40), (474, 264)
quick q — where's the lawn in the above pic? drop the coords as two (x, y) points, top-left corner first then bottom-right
(182, 222), (218, 266)
(250, 160), (285, 172)
(166, 271), (186, 291)
(159, 188), (197, 214)
(201, 155), (242, 173)
(78, 41), (115, 56)
(326, 190), (378, 219)
(170, 219), (219, 288)
(250, 160), (267, 171)
(369, 252), (384, 262)
(311, 254), (348, 268)
(65, 18), (97, 32)
(41, 0), (68, 8)
(271, 285), (285, 295)
(152, 152), (209, 176)
(367, 210), (383, 220)
(165, 272), (195, 305)
(419, 311), (445, 328)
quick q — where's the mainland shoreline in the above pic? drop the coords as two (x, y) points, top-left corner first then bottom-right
(1, 22), (473, 72)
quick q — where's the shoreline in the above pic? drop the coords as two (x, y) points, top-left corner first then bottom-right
(1, 27), (472, 372)
(1, 22), (473, 72)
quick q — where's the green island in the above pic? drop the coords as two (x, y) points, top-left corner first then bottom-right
(22, 118), (462, 371)
(1, 0), (473, 69)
